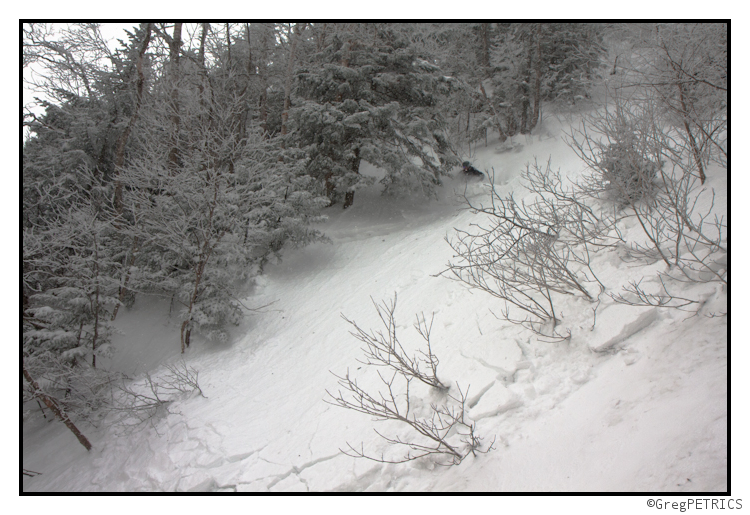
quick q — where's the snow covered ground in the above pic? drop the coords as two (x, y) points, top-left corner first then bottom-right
(22, 116), (729, 496)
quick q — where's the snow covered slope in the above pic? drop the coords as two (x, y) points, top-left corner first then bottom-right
(22, 120), (728, 493)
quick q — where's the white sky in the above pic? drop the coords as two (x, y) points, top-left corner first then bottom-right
(22, 23), (134, 107)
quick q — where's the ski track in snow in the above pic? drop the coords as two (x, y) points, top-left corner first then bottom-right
(22, 125), (728, 492)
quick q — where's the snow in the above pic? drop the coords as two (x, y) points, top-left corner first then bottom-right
(22, 116), (729, 499)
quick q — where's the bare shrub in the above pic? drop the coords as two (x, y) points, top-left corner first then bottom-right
(108, 361), (205, 433)
(326, 371), (492, 465)
(159, 361), (206, 398)
(520, 158), (624, 249)
(342, 294), (447, 390)
(329, 297), (493, 466)
(567, 89), (727, 286)
(629, 163), (728, 286)
(444, 164), (608, 335)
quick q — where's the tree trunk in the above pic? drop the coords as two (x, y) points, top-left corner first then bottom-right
(236, 23), (254, 148)
(226, 23), (231, 65)
(91, 236), (100, 368)
(111, 235), (138, 321)
(23, 364), (92, 451)
(167, 23), (183, 175)
(659, 27), (713, 184)
(113, 23), (152, 215)
(480, 23), (491, 70)
(529, 23), (543, 132)
(315, 23), (328, 53)
(343, 147), (360, 209)
(340, 28), (358, 208)
(180, 179), (222, 352)
(199, 23), (208, 66)
(281, 23), (304, 144)
(676, 80), (707, 184)
(197, 23), (209, 111)
(479, 82), (507, 143)
(111, 24), (151, 319)
(519, 26), (535, 134)
(259, 23), (271, 138)
(181, 251), (209, 353)
(343, 191), (355, 209)
(520, 98), (529, 134)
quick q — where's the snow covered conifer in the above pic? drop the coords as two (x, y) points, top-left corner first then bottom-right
(293, 24), (460, 207)
(121, 43), (327, 352)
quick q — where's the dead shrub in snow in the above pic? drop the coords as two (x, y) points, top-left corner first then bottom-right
(342, 294), (447, 390)
(444, 162), (611, 336)
(327, 372), (490, 465)
(108, 361), (205, 433)
(328, 297), (493, 465)
(568, 90), (727, 291)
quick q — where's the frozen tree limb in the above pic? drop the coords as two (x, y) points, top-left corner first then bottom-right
(22, 361), (93, 451)
(609, 276), (698, 310)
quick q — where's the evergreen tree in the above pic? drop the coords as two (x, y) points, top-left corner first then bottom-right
(293, 23), (460, 208)
(23, 23), (328, 362)
(421, 23), (606, 146)
(537, 23), (605, 104)
(485, 23), (605, 138)
(119, 29), (327, 351)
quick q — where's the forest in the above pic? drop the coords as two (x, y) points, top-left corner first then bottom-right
(22, 23), (727, 460)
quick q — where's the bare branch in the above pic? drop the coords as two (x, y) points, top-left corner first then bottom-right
(327, 374), (492, 466)
(342, 294), (447, 389)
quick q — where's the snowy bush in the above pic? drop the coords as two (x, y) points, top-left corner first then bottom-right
(597, 142), (661, 204)
(567, 89), (727, 285)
